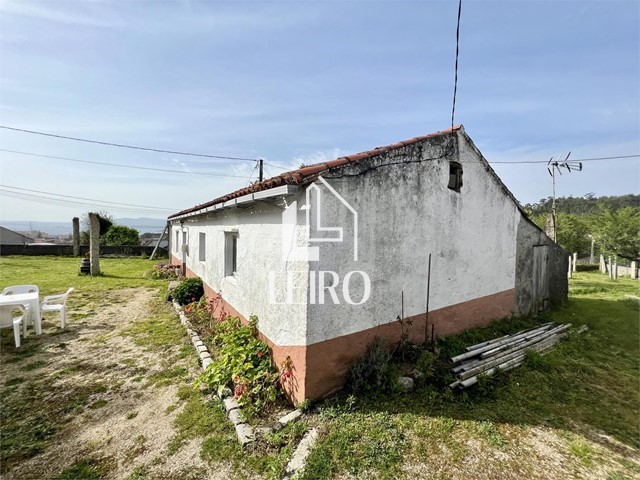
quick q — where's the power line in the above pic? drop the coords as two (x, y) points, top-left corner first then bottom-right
(0, 189), (172, 214)
(484, 154), (640, 164)
(0, 125), (258, 162)
(0, 148), (252, 179)
(0, 184), (174, 211)
(451, 0), (462, 130)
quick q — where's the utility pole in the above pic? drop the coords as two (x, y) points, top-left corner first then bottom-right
(258, 159), (264, 182)
(546, 153), (582, 243)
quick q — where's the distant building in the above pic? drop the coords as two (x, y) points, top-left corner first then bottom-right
(0, 226), (33, 246)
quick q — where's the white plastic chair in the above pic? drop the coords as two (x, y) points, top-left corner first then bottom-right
(1, 285), (39, 295)
(41, 288), (74, 329)
(0, 304), (29, 347)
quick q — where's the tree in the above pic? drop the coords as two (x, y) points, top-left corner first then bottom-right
(80, 211), (114, 244)
(101, 225), (141, 246)
(590, 207), (640, 261)
(555, 213), (591, 257)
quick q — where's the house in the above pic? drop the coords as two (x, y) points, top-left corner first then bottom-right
(0, 226), (33, 246)
(167, 125), (568, 403)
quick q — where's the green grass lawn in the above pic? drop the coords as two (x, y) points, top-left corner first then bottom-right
(0, 257), (638, 479)
(301, 272), (640, 479)
(0, 256), (167, 296)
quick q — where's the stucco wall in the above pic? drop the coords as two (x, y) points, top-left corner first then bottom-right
(515, 216), (568, 316)
(305, 131), (520, 345)
(169, 199), (310, 348)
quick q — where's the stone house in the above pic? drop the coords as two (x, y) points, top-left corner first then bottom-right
(167, 125), (567, 403)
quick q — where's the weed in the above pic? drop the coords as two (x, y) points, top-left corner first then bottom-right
(52, 456), (113, 480)
(126, 465), (148, 480)
(24, 360), (47, 371)
(473, 421), (507, 448)
(126, 411), (138, 420)
(168, 389), (227, 454)
(347, 337), (400, 395)
(146, 367), (189, 388)
(569, 439), (595, 466)
(4, 377), (24, 386)
(608, 472), (631, 480)
(88, 399), (108, 409)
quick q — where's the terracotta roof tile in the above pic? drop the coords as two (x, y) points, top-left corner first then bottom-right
(169, 125), (461, 219)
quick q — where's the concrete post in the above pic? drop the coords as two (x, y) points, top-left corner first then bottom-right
(568, 255), (573, 279)
(613, 262), (618, 280)
(72, 217), (80, 257)
(88, 212), (101, 276)
(631, 261), (638, 280)
(599, 255), (606, 273)
(572, 252), (578, 272)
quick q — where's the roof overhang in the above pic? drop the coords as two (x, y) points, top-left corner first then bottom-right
(169, 184), (298, 221)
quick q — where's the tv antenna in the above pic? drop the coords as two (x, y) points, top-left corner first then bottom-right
(546, 152), (583, 242)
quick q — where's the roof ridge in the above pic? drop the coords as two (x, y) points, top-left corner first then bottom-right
(169, 125), (462, 219)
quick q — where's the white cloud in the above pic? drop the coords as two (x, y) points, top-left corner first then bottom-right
(0, 0), (124, 28)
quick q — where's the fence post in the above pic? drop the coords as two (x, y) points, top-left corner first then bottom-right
(88, 212), (101, 276)
(631, 261), (638, 280)
(572, 252), (577, 272)
(72, 217), (80, 257)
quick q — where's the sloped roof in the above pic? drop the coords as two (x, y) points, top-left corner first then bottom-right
(0, 226), (34, 245)
(169, 125), (462, 219)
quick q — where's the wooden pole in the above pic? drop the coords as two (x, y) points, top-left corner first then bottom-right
(150, 223), (169, 261)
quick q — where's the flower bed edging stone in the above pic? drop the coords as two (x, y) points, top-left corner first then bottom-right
(170, 299), (256, 447)
(167, 286), (310, 458)
(283, 428), (319, 479)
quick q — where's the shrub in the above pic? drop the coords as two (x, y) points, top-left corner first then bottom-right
(196, 315), (279, 417)
(147, 262), (180, 280)
(172, 277), (204, 306)
(101, 225), (140, 246)
(347, 337), (400, 394)
(416, 350), (437, 379)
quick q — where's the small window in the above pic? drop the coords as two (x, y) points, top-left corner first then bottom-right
(198, 232), (206, 261)
(175, 231), (179, 252)
(448, 162), (463, 192)
(224, 232), (238, 276)
(182, 231), (188, 256)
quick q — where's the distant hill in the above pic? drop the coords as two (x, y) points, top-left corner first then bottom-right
(524, 194), (639, 216)
(0, 217), (167, 236)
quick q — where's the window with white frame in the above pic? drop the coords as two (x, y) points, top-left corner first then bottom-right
(199, 232), (206, 261)
(224, 232), (238, 276)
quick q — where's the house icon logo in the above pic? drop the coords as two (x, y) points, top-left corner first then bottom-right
(281, 176), (358, 262)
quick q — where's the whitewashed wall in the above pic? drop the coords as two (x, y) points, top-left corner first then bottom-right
(305, 131), (520, 345)
(170, 197), (310, 347)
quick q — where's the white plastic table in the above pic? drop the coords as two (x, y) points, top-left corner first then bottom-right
(0, 292), (41, 335)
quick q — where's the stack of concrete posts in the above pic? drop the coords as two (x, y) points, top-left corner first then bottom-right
(449, 323), (571, 389)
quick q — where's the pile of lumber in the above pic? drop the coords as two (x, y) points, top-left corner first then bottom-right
(449, 323), (572, 389)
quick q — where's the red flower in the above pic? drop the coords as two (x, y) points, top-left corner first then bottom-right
(233, 383), (243, 399)
(257, 351), (264, 358)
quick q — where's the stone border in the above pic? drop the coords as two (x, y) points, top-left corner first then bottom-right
(170, 294), (256, 446)
(167, 282), (312, 465)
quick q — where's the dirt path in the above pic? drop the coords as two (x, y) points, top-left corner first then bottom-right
(0, 287), (236, 480)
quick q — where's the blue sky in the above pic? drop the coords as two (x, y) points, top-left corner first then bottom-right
(0, 0), (638, 222)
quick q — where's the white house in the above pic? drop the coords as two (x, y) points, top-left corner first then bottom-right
(168, 126), (567, 403)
